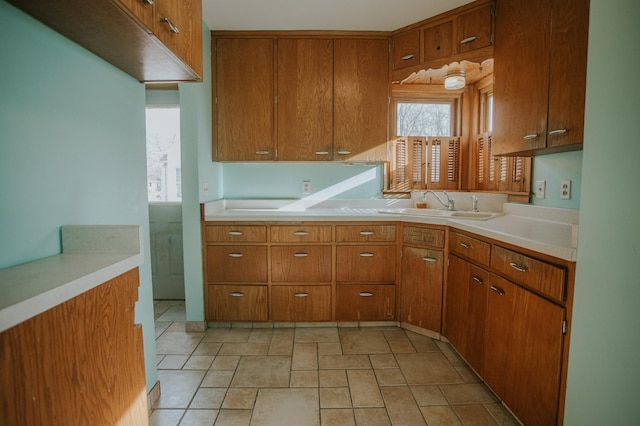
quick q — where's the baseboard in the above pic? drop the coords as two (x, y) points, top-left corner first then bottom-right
(147, 380), (161, 413)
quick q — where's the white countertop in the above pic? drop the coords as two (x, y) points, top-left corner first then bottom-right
(0, 225), (144, 333)
(203, 198), (579, 262)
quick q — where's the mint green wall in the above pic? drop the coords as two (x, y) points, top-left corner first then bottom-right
(564, 0), (640, 424)
(531, 151), (582, 209)
(0, 2), (157, 392)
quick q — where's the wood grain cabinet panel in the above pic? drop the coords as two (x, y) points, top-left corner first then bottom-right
(336, 245), (396, 283)
(392, 29), (421, 70)
(206, 245), (267, 283)
(456, 3), (494, 54)
(205, 225), (267, 242)
(400, 246), (443, 332)
(271, 245), (332, 283)
(271, 285), (332, 322)
(403, 225), (445, 248)
(449, 231), (491, 266)
(423, 20), (454, 62)
(207, 284), (268, 321)
(335, 224), (396, 242)
(270, 225), (332, 243)
(336, 284), (395, 321)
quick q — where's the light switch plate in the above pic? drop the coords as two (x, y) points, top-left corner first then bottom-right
(535, 180), (546, 199)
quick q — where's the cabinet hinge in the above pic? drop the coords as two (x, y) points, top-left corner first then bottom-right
(215, 96), (218, 105)
(275, 96), (278, 104)
(400, 249), (403, 259)
(562, 318), (568, 335)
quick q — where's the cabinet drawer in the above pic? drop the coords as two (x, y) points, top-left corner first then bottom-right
(491, 245), (566, 301)
(270, 225), (332, 243)
(271, 245), (332, 283)
(336, 284), (395, 321)
(205, 225), (267, 242)
(336, 245), (396, 282)
(335, 225), (396, 242)
(271, 285), (332, 322)
(449, 231), (491, 267)
(403, 225), (445, 248)
(207, 284), (268, 321)
(206, 246), (267, 282)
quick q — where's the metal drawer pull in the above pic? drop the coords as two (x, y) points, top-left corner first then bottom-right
(472, 276), (484, 284)
(228, 231), (243, 236)
(401, 53), (415, 60)
(490, 285), (505, 296)
(228, 253), (243, 258)
(256, 150), (270, 155)
(360, 231), (374, 235)
(360, 252), (374, 257)
(548, 129), (568, 135)
(523, 134), (539, 140)
(315, 151), (330, 155)
(144, 0), (154, 5)
(160, 17), (180, 34)
(460, 36), (477, 44)
(423, 257), (437, 263)
(230, 292), (244, 297)
(294, 293), (309, 297)
(336, 150), (351, 155)
(359, 292), (374, 297)
(460, 242), (470, 249)
(293, 253), (308, 257)
(509, 262), (528, 272)
(293, 231), (309, 236)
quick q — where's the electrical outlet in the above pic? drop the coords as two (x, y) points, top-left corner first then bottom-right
(535, 180), (546, 199)
(561, 180), (571, 200)
(302, 180), (311, 194)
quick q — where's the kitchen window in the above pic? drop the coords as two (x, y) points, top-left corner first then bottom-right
(146, 106), (182, 202)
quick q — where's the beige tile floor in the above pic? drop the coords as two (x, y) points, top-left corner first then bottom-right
(150, 300), (519, 426)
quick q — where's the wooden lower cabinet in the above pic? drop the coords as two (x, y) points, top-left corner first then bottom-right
(206, 245), (268, 282)
(400, 246), (443, 331)
(207, 284), (268, 321)
(271, 245), (332, 283)
(271, 285), (332, 322)
(444, 254), (488, 375)
(336, 245), (396, 283)
(484, 274), (565, 426)
(335, 284), (395, 321)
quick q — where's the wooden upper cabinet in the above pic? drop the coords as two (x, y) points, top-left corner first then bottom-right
(215, 38), (275, 161)
(423, 20), (454, 63)
(153, 0), (203, 78)
(392, 29), (421, 70)
(456, 3), (494, 54)
(493, 0), (589, 155)
(333, 39), (390, 162)
(277, 39), (334, 161)
(117, 0), (154, 31)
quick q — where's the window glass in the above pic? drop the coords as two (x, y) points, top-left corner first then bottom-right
(146, 107), (181, 202)
(396, 102), (452, 137)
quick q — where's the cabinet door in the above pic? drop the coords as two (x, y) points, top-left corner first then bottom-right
(485, 274), (565, 426)
(423, 20), (454, 62)
(392, 29), (421, 70)
(215, 38), (275, 160)
(116, 0), (154, 31)
(444, 255), (488, 375)
(207, 284), (268, 321)
(277, 39), (334, 161)
(154, 0), (203, 76)
(456, 3), (494, 54)
(336, 245), (396, 283)
(493, 0), (550, 155)
(336, 284), (395, 321)
(546, 0), (589, 149)
(271, 285), (332, 322)
(206, 245), (268, 282)
(400, 247), (443, 332)
(334, 39), (389, 162)
(271, 245), (332, 283)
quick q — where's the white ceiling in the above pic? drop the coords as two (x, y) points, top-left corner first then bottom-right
(202, 0), (474, 32)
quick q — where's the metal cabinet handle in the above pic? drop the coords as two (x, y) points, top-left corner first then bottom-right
(422, 257), (437, 263)
(293, 231), (309, 236)
(460, 36), (477, 44)
(293, 253), (308, 257)
(228, 253), (243, 258)
(315, 151), (330, 155)
(294, 293), (309, 297)
(359, 292), (374, 297)
(472, 276), (484, 284)
(509, 262), (528, 272)
(490, 285), (505, 296)
(523, 134), (539, 140)
(228, 231), (243, 236)
(143, 0), (154, 5)
(256, 150), (270, 155)
(160, 17), (180, 34)
(230, 292), (244, 297)
(360, 252), (374, 257)
(360, 231), (374, 236)
(336, 150), (351, 155)
(460, 242), (470, 249)
(548, 129), (568, 136)
(401, 53), (415, 60)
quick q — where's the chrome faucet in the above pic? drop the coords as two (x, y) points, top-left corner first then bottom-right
(471, 194), (479, 212)
(423, 190), (456, 211)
